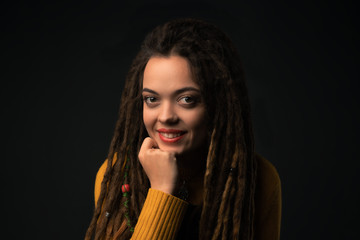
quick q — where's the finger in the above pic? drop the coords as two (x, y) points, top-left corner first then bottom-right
(139, 138), (158, 161)
(142, 137), (158, 150)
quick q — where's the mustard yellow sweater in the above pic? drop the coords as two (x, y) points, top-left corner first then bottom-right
(94, 154), (281, 239)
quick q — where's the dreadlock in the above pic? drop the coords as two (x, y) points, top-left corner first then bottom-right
(85, 18), (257, 240)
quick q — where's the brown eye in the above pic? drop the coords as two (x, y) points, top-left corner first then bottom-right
(179, 96), (195, 104)
(144, 96), (157, 103)
(143, 96), (159, 107)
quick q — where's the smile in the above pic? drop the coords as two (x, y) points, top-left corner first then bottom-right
(160, 132), (182, 138)
(157, 129), (186, 143)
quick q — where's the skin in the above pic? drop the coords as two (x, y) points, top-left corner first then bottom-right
(138, 55), (208, 203)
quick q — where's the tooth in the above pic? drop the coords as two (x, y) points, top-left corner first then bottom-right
(161, 133), (181, 138)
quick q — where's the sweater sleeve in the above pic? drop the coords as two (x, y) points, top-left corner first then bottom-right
(94, 160), (188, 239)
(131, 189), (188, 239)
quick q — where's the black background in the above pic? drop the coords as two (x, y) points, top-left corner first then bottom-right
(2, 0), (359, 239)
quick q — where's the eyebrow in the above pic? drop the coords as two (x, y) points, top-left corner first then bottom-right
(142, 87), (200, 95)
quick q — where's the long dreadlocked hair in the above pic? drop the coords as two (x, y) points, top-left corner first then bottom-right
(85, 18), (257, 240)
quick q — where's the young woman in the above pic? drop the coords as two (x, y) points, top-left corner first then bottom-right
(85, 18), (281, 240)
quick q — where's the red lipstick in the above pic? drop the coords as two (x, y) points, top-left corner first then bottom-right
(157, 128), (186, 143)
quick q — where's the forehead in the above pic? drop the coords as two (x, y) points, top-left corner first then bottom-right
(143, 55), (199, 90)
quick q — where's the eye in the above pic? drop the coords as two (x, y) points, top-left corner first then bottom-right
(178, 95), (200, 107)
(144, 96), (157, 103)
(179, 96), (195, 104)
(143, 96), (159, 107)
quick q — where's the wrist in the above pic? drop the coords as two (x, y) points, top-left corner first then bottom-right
(150, 184), (176, 195)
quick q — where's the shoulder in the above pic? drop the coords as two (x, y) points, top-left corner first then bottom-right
(255, 153), (281, 193)
(94, 153), (119, 206)
(94, 159), (109, 207)
(254, 153), (282, 239)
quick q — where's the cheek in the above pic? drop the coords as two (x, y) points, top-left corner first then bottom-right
(143, 108), (156, 134)
(185, 109), (207, 133)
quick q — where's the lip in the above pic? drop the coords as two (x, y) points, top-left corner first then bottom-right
(157, 128), (187, 143)
(157, 128), (185, 133)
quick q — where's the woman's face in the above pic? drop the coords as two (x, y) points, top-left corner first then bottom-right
(142, 55), (208, 155)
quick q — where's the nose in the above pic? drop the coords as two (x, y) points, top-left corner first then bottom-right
(158, 102), (179, 124)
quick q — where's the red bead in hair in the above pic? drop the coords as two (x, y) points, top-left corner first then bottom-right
(121, 184), (130, 193)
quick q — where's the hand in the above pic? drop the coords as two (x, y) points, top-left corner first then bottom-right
(138, 137), (178, 195)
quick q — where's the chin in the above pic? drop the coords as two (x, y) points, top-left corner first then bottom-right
(158, 144), (185, 154)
